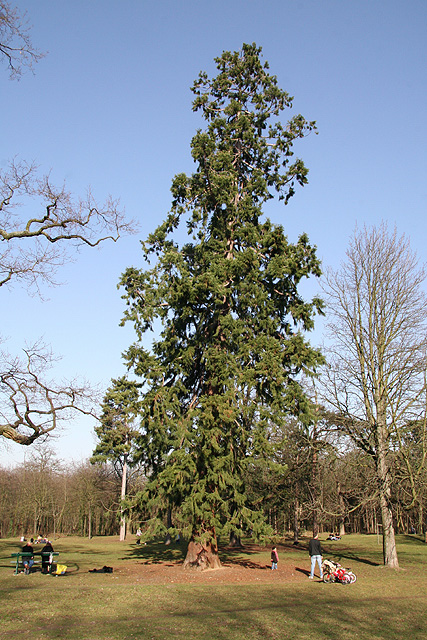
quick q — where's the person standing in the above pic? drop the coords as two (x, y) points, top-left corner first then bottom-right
(308, 533), (323, 579)
(41, 540), (54, 574)
(271, 546), (279, 570)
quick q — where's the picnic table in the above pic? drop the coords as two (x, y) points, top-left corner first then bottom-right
(11, 551), (59, 574)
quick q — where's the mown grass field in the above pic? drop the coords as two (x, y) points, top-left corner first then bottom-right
(0, 533), (426, 640)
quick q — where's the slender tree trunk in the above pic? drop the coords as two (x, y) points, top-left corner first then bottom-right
(338, 483), (346, 536)
(119, 454), (128, 541)
(88, 505), (92, 540)
(165, 507), (173, 545)
(310, 406), (320, 537)
(293, 494), (299, 544)
(311, 446), (319, 535)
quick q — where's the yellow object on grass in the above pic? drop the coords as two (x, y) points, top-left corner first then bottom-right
(53, 564), (67, 575)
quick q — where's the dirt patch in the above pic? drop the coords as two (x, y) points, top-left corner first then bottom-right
(114, 562), (308, 585)
(106, 544), (311, 585)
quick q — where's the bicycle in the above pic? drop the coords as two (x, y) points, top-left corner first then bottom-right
(322, 558), (357, 584)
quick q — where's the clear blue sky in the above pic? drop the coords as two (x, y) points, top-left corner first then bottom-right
(1, 0), (426, 466)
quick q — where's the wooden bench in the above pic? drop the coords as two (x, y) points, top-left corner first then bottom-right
(11, 551), (59, 575)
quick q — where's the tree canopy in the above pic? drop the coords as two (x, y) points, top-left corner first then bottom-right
(120, 43), (323, 567)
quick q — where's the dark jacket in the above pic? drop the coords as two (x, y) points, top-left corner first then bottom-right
(41, 542), (54, 568)
(42, 542), (54, 554)
(308, 538), (322, 556)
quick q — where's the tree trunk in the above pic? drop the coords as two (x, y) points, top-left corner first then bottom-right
(338, 483), (346, 536)
(119, 454), (128, 542)
(229, 531), (242, 547)
(165, 507), (173, 545)
(293, 495), (299, 544)
(379, 490), (398, 567)
(183, 536), (221, 570)
(311, 446), (319, 536)
(376, 438), (399, 568)
(418, 502), (423, 536)
(88, 505), (92, 540)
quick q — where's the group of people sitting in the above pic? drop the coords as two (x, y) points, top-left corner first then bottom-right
(327, 533), (342, 541)
(21, 537), (55, 574)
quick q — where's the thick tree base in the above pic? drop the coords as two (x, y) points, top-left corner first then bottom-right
(183, 541), (221, 571)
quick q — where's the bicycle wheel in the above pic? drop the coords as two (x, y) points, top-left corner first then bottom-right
(323, 573), (335, 583)
(347, 572), (357, 584)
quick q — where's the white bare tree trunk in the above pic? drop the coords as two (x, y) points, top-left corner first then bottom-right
(119, 454), (128, 541)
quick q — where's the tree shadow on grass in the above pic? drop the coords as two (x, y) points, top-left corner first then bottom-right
(123, 537), (382, 571)
(123, 539), (267, 569)
(218, 542), (268, 565)
(322, 546), (380, 567)
(221, 559), (270, 570)
(401, 534), (426, 546)
(122, 540), (187, 564)
(316, 539), (381, 567)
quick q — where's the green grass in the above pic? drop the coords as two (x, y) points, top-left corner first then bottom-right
(0, 534), (426, 639)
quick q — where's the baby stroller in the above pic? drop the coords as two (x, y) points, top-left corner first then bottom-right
(322, 558), (356, 584)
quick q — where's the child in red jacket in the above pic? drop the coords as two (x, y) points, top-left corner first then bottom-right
(271, 547), (279, 570)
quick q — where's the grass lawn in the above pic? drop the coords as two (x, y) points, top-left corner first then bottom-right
(0, 533), (426, 640)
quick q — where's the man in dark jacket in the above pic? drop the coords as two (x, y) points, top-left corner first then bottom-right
(308, 533), (323, 580)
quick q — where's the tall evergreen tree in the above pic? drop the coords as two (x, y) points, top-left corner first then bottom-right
(120, 44), (323, 568)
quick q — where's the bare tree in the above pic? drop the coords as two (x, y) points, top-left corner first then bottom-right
(0, 0), (44, 78)
(322, 223), (427, 567)
(0, 162), (135, 446)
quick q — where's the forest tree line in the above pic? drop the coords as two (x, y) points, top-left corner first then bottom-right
(1, 428), (425, 542)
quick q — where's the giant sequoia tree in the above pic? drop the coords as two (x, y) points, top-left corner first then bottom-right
(120, 44), (323, 568)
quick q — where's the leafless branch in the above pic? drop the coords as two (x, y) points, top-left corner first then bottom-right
(0, 1), (45, 79)
(0, 159), (137, 292)
(0, 342), (102, 445)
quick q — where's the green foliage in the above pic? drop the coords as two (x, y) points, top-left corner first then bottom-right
(91, 376), (141, 472)
(120, 44), (324, 545)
